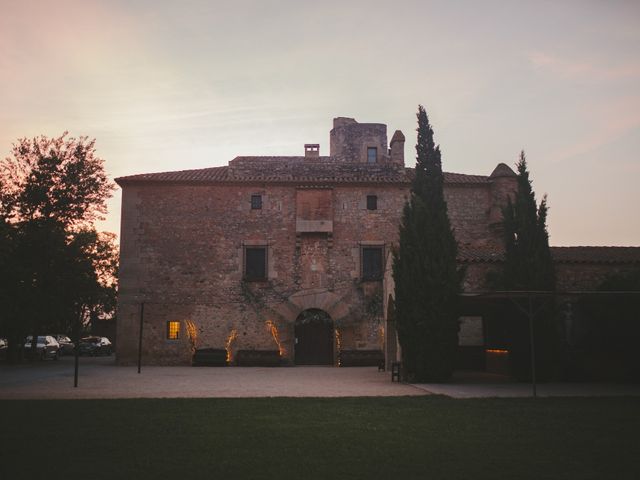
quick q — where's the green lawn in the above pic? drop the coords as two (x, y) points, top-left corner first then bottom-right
(1, 396), (638, 479)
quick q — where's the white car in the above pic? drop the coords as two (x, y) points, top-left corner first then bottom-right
(23, 335), (60, 360)
(79, 336), (113, 356)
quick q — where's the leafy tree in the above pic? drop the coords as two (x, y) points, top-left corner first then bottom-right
(501, 151), (557, 380)
(0, 133), (112, 227)
(0, 133), (115, 362)
(71, 230), (119, 323)
(392, 106), (462, 382)
(0, 216), (23, 358)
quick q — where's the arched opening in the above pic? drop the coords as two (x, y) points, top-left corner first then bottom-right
(294, 309), (334, 365)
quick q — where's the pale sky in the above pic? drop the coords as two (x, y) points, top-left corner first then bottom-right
(1, 0), (639, 246)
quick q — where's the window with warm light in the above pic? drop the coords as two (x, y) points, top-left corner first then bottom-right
(167, 321), (180, 340)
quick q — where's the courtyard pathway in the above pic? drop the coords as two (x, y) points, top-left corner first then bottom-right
(0, 356), (424, 399)
(2, 357), (638, 399)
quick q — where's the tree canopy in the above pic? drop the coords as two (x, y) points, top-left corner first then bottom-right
(0, 133), (117, 362)
(392, 106), (462, 382)
(502, 151), (555, 291)
(0, 133), (112, 227)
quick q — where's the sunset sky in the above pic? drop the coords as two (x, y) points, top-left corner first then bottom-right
(1, 0), (638, 245)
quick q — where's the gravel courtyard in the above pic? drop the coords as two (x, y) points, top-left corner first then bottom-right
(3, 356), (639, 400)
(0, 356), (424, 399)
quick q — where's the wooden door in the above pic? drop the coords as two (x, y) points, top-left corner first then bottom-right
(294, 310), (333, 365)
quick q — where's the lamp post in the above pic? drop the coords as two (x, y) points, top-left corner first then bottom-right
(137, 301), (144, 374)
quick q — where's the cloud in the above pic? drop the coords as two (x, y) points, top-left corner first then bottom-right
(529, 51), (640, 82)
(547, 95), (640, 164)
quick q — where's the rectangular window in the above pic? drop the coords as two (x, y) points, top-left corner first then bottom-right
(251, 194), (262, 210)
(361, 246), (383, 280)
(167, 321), (180, 340)
(367, 147), (377, 164)
(366, 195), (377, 210)
(245, 246), (267, 280)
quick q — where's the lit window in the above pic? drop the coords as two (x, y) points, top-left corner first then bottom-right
(167, 321), (180, 340)
(245, 246), (267, 281)
(251, 194), (262, 210)
(367, 147), (377, 164)
(366, 195), (377, 210)
(361, 246), (383, 280)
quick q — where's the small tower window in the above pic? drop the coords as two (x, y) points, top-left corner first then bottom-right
(367, 147), (377, 164)
(366, 195), (378, 211)
(251, 194), (262, 210)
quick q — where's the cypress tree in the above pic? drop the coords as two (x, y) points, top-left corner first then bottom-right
(502, 151), (557, 380)
(503, 152), (555, 291)
(392, 105), (462, 382)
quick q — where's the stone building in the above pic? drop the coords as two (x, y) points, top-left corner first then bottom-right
(115, 116), (640, 369)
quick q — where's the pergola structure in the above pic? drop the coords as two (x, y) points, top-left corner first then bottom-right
(459, 290), (640, 397)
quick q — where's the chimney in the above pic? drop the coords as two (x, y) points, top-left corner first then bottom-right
(389, 130), (405, 166)
(304, 144), (320, 158)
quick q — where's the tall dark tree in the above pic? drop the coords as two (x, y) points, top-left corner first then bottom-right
(392, 106), (462, 382)
(0, 133), (116, 362)
(501, 151), (557, 380)
(503, 152), (555, 291)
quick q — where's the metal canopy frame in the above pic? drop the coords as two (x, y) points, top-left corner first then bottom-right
(458, 290), (640, 397)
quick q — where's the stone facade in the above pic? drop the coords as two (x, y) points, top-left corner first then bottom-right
(116, 117), (520, 365)
(116, 116), (640, 367)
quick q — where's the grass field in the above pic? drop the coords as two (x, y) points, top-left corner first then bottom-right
(1, 396), (638, 479)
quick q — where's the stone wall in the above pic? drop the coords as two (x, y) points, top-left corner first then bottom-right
(115, 113), (523, 366)
(116, 114), (639, 370)
(555, 263), (638, 291)
(459, 260), (638, 295)
(445, 185), (497, 248)
(117, 183), (409, 365)
(329, 118), (391, 164)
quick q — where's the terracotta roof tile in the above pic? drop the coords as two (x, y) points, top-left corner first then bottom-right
(457, 246), (640, 265)
(403, 168), (489, 184)
(551, 246), (640, 264)
(443, 172), (490, 185)
(457, 246), (505, 263)
(115, 158), (491, 186)
(116, 166), (230, 183)
(489, 163), (517, 178)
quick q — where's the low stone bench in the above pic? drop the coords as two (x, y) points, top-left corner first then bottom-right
(339, 349), (385, 367)
(192, 348), (228, 367)
(235, 350), (282, 367)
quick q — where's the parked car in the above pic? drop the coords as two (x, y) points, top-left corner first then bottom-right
(79, 336), (112, 356)
(54, 335), (75, 355)
(23, 336), (60, 360)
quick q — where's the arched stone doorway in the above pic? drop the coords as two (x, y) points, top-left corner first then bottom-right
(294, 309), (334, 365)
